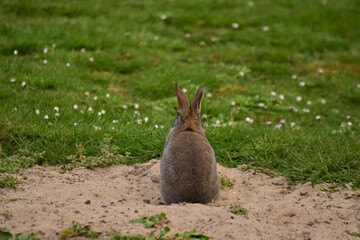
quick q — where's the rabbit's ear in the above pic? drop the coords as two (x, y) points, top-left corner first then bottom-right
(191, 85), (204, 115)
(175, 83), (189, 111)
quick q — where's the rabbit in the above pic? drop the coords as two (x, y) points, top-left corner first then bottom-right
(160, 83), (219, 204)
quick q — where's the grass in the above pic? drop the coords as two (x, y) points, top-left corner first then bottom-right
(59, 218), (213, 240)
(230, 204), (249, 216)
(219, 177), (234, 189)
(0, 0), (359, 188)
(130, 212), (167, 229)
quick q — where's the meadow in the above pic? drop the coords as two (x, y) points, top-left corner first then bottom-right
(0, 0), (359, 188)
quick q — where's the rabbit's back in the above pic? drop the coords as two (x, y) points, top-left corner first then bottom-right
(160, 131), (219, 204)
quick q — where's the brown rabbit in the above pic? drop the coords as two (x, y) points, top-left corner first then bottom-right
(160, 83), (219, 204)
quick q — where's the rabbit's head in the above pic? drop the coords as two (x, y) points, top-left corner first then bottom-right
(172, 83), (204, 133)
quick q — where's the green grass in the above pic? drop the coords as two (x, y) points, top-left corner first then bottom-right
(0, 0), (359, 188)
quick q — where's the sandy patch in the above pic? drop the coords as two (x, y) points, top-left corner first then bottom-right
(1, 160), (359, 239)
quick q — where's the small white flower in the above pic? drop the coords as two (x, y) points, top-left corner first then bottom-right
(279, 95), (284, 100)
(232, 23), (239, 29)
(154, 124), (159, 128)
(14, 50), (18, 55)
(307, 100), (312, 105)
(36, 109), (40, 115)
(55, 113), (60, 117)
(228, 122), (233, 126)
(291, 74), (297, 79)
(134, 110), (140, 115)
(43, 59), (47, 64)
(93, 96), (98, 100)
(123, 105), (128, 109)
(357, 84), (360, 88)
(182, 88), (187, 93)
(346, 115), (351, 119)
(206, 93), (212, 98)
(106, 93), (110, 98)
(210, 37), (216, 42)
(112, 127), (115, 130)
(89, 57), (94, 62)
(21, 81), (26, 87)
(101, 109), (105, 114)
(271, 91), (276, 96)
(66, 62), (71, 67)
(258, 103), (265, 108)
(112, 120), (119, 124)
(44, 115), (49, 120)
(302, 108), (310, 113)
(144, 117), (149, 123)
(93, 126), (100, 131)
(239, 71), (244, 77)
(10, 78), (16, 82)
(245, 117), (254, 123)
(274, 124), (282, 129)
(321, 99), (326, 104)
(43, 48), (48, 54)
(315, 115), (321, 120)
(299, 82), (305, 87)
(347, 121), (352, 126)
(98, 112), (102, 116)
(290, 122), (295, 128)
(318, 68), (323, 74)
(296, 96), (302, 102)
(54, 107), (59, 112)
(160, 15), (167, 20)
(81, 48), (86, 53)
(137, 119), (142, 125)
(216, 120), (221, 125)
(74, 123), (78, 126)
(231, 100), (236, 106)
(262, 26), (269, 31)
(88, 107), (93, 111)
(184, 33), (190, 38)
(160, 125), (164, 129)
(134, 104), (139, 109)
(73, 104), (78, 110)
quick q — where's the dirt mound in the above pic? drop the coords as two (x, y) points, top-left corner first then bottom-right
(1, 160), (359, 239)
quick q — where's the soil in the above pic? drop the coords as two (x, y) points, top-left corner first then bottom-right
(1, 159), (359, 240)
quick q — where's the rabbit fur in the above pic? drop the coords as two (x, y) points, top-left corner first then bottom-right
(160, 83), (219, 204)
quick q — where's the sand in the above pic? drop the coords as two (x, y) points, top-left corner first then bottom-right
(1, 159), (359, 240)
